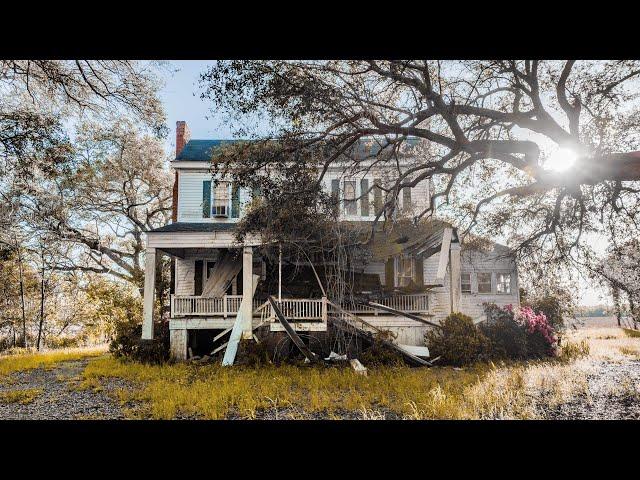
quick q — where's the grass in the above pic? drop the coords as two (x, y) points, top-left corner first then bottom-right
(0, 388), (43, 405)
(623, 328), (640, 339)
(81, 338), (593, 420)
(0, 346), (107, 381)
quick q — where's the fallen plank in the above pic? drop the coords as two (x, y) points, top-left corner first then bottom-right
(365, 301), (441, 328)
(213, 327), (232, 343)
(221, 275), (260, 366)
(397, 344), (430, 358)
(268, 296), (321, 364)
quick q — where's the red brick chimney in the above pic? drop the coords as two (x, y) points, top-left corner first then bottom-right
(175, 120), (191, 158)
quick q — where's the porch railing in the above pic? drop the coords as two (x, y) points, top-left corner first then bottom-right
(171, 295), (263, 317)
(170, 293), (428, 319)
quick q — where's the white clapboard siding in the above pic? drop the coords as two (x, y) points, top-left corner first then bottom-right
(177, 170), (251, 223)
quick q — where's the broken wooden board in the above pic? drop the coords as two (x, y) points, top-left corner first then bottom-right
(397, 344), (430, 358)
(201, 251), (242, 298)
(365, 301), (441, 328)
(221, 276), (260, 366)
(268, 296), (321, 364)
(434, 227), (452, 285)
(328, 302), (432, 367)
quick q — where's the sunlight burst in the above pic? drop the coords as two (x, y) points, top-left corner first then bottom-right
(544, 147), (577, 172)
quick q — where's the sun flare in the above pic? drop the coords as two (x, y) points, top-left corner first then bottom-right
(544, 148), (577, 172)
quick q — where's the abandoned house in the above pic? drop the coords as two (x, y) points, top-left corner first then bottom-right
(141, 121), (520, 361)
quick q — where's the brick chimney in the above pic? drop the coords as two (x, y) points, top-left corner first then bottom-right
(175, 120), (191, 158)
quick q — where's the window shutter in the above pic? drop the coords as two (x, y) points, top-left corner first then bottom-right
(231, 185), (240, 218)
(331, 179), (340, 215)
(374, 178), (383, 215)
(360, 179), (369, 216)
(385, 257), (395, 289)
(414, 256), (424, 286)
(202, 180), (211, 218)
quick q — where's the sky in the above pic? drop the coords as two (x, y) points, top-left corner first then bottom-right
(158, 61), (611, 307)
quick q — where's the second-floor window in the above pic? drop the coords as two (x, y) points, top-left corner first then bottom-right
(477, 272), (492, 294)
(344, 180), (357, 215)
(397, 255), (414, 287)
(461, 272), (472, 293)
(213, 181), (230, 216)
(497, 273), (511, 294)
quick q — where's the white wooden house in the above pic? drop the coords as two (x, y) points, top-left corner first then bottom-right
(142, 122), (520, 360)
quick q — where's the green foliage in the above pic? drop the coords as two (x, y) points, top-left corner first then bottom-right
(526, 294), (569, 333)
(559, 340), (590, 361)
(479, 304), (528, 360)
(425, 313), (489, 367)
(109, 319), (169, 365)
(360, 330), (404, 367)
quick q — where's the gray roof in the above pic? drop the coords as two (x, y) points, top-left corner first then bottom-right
(175, 140), (244, 161)
(149, 222), (237, 233)
(175, 137), (426, 161)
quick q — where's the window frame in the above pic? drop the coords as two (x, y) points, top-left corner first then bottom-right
(343, 179), (357, 216)
(461, 272), (472, 293)
(396, 255), (415, 287)
(496, 272), (512, 294)
(477, 272), (493, 294)
(212, 181), (230, 217)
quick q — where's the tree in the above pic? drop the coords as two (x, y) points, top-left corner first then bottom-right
(21, 120), (173, 287)
(594, 239), (640, 327)
(199, 60), (640, 269)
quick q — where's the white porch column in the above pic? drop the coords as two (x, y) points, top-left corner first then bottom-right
(142, 247), (156, 340)
(241, 246), (254, 339)
(449, 242), (461, 313)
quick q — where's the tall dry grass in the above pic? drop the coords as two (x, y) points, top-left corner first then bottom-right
(0, 345), (107, 379)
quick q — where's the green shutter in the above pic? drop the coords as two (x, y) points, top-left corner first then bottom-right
(360, 179), (369, 216)
(403, 187), (412, 211)
(202, 180), (211, 218)
(415, 256), (424, 286)
(331, 179), (340, 215)
(385, 257), (395, 290)
(231, 185), (240, 218)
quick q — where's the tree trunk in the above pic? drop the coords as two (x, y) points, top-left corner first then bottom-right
(36, 248), (45, 351)
(15, 236), (27, 348)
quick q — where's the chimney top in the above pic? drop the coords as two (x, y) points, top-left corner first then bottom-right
(175, 121), (191, 158)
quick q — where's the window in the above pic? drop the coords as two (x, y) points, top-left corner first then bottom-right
(397, 255), (414, 287)
(402, 187), (412, 212)
(477, 272), (492, 294)
(497, 273), (511, 294)
(344, 180), (357, 215)
(461, 272), (471, 293)
(360, 179), (370, 216)
(213, 181), (229, 216)
(206, 261), (216, 279)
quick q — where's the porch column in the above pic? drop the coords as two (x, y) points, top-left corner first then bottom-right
(449, 242), (461, 313)
(142, 247), (156, 340)
(170, 329), (188, 360)
(241, 246), (254, 339)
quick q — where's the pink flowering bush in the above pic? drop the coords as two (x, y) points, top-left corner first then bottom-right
(483, 303), (558, 359)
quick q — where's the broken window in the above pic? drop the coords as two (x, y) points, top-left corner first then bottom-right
(213, 181), (229, 216)
(477, 272), (492, 294)
(461, 272), (472, 293)
(344, 180), (357, 215)
(497, 273), (511, 294)
(397, 255), (414, 287)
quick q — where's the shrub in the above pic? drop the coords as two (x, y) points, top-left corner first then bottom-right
(360, 330), (405, 367)
(425, 313), (489, 366)
(526, 294), (570, 333)
(109, 318), (169, 364)
(482, 303), (558, 359)
(480, 304), (528, 360)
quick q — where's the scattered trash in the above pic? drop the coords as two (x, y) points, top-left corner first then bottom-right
(350, 359), (368, 376)
(325, 351), (348, 362)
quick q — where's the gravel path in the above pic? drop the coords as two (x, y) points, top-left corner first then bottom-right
(0, 358), (129, 420)
(544, 358), (640, 420)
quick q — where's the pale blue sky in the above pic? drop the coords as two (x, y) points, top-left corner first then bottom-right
(158, 61), (610, 307)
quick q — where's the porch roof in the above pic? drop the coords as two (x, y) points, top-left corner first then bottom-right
(148, 222), (237, 233)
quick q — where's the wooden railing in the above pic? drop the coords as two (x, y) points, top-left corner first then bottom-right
(347, 293), (429, 315)
(171, 293), (428, 319)
(171, 295), (262, 317)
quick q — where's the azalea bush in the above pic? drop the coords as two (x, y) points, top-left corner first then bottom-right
(484, 304), (558, 358)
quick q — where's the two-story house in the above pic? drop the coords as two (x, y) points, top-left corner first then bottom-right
(142, 121), (520, 360)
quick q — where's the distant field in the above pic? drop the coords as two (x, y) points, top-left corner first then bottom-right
(573, 316), (637, 329)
